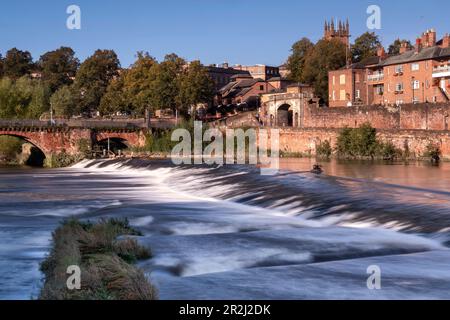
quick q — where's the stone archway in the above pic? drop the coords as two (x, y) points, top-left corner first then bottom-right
(0, 134), (47, 166)
(277, 104), (294, 127)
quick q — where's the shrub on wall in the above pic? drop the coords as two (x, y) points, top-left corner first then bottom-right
(316, 140), (332, 159)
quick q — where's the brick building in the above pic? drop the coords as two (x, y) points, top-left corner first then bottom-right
(329, 29), (450, 107)
(233, 64), (280, 81)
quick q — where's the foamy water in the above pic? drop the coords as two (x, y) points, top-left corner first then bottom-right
(1, 159), (450, 299)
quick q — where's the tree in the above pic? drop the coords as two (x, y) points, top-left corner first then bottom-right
(302, 39), (347, 103)
(0, 54), (4, 78)
(177, 61), (215, 116)
(99, 73), (130, 116)
(3, 48), (34, 79)
(38, 47), (79, 92)
(50, 85), (79, 117)
(286, 38), (314, 82)
(388, 39), (412, 55)
(121, 52), (157, 115)
(352, 32), (381, 63)
(73, 49), (120, 116)
(148, 54), (185, 112)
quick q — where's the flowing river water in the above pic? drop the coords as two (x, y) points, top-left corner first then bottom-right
(1, 159), (450, 300)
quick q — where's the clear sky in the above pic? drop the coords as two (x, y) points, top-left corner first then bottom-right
(0, 0), (449, 67)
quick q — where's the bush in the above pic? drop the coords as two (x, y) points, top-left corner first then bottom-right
(337, 123), (379, 159)
(316, 140), (332, 159)
(39, 218), (157, 300)
(423, 143), (441, 162)
(0, 136), (23, 163)
(376, 141), (402, 161)
(44, 152), (84, 168)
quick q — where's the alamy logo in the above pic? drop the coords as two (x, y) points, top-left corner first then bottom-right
(66, 5), (81, 30)
(66, 265), (81, 290)
(171, 122), (280, 175)
(367, 265), (382, 290)
(367, 5), (381, 30)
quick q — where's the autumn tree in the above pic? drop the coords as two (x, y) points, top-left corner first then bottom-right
(3, 48), (34, 79)
(38, 47), (79, 92)
(351, 32), (381, 62)
(286, 37), (314, 82)
(302, 39), (347, 103)
(73, 49), (120, 116)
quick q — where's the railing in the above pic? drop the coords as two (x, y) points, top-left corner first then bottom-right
(0, 118), (178, 129)
(433, 65), (450, 73)
(367, 73), (384, 82)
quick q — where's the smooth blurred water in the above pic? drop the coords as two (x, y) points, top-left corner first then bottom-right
(1, 159), (449, 300)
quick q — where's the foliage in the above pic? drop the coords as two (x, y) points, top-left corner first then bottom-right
(50, 85), (79, 117)
(351, 32), (381, 63)
(316, 140), (332, 159)
(38, 47), (79, 92)
(177, 60), (215, 116)
(337, 123), (379, 159)
(39, 218), (156, 300)
(302, 39), (347, 103)
(286, 37), (314, 82)
(3, 48), (34, 79)
(377, 141), (402, 160)
(0, 136), (23, 162)
(423, 143), (441, 162)
(0, 76), (51, 119)
(44, 152), (84, 168)
(388, 39), (413, 55)
(73, 50), (121, 116)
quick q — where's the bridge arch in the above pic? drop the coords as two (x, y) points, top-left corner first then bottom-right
(0, 133), (47, 166)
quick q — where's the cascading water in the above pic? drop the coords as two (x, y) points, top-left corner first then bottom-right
(1, 159), (450, 299)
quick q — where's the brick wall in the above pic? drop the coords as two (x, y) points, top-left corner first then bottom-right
(265, 127), (450, 160)
(303, 102), (450, 131)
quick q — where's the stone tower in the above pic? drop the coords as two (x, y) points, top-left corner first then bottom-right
(324, 18), (350, 47)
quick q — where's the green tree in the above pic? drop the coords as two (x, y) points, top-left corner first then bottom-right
(122, 52), (157, 115)
(99, 73), (130, 116)
(50, 85), (79, 117)
(148, 54), (185, 112)
(352, 32), (381, 63)
(0, 54), (4, 78)
(38, 47), (79, 92)
(287, 38), (314, 82)
(3, 48), (34, 79)
(177, 60), (215, 116)
(73, 49), (120, 116)
(302, 39), (347, 103)
(388, 39), (412, 55)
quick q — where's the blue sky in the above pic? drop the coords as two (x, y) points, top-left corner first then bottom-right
(0, 0), (449, 67)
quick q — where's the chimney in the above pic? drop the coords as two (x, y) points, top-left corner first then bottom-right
(442, 33), (450, 48)
(428, 28), (437, 47)
(421, 31), (429, 47)
(399, 41), (409, 54)
(415, 38), (422, 53)
(377, 46), (387, 58)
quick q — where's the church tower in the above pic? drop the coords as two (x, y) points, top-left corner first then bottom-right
(324, 18), (350, 47)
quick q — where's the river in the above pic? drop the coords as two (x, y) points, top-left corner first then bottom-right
(0, 159), (449, 300)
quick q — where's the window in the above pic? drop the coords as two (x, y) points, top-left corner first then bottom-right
(413, 80), (420, 90)
(332, 90), (336, 101)
(333, 76), (336, 85)
(375, 85), (384, 95)
(259, 85), (264, 91)
(395, 65), (404, 74)
(355, 90), (361, 99)
(396, 100), (404, 106)
(340, 74), (346, 85)
(355, 74), (360, 83)
(396, 83), (404, 92)
(340, 90), (346, 101)
(411, 63), (420, 71)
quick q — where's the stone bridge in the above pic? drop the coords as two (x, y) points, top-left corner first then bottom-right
(0, 119), (163, 158)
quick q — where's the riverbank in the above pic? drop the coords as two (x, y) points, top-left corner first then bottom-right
(39, 218), (157, 300)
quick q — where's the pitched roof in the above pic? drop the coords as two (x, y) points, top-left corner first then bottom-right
(381, 46), (450, 66)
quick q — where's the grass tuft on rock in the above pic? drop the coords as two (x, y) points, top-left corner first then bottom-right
(39, 218), (157, 300)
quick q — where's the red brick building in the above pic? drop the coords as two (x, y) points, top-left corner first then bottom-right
(329, 29), (450, 107)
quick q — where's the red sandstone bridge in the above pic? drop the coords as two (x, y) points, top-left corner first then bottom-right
(0, 118), (177, 158)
